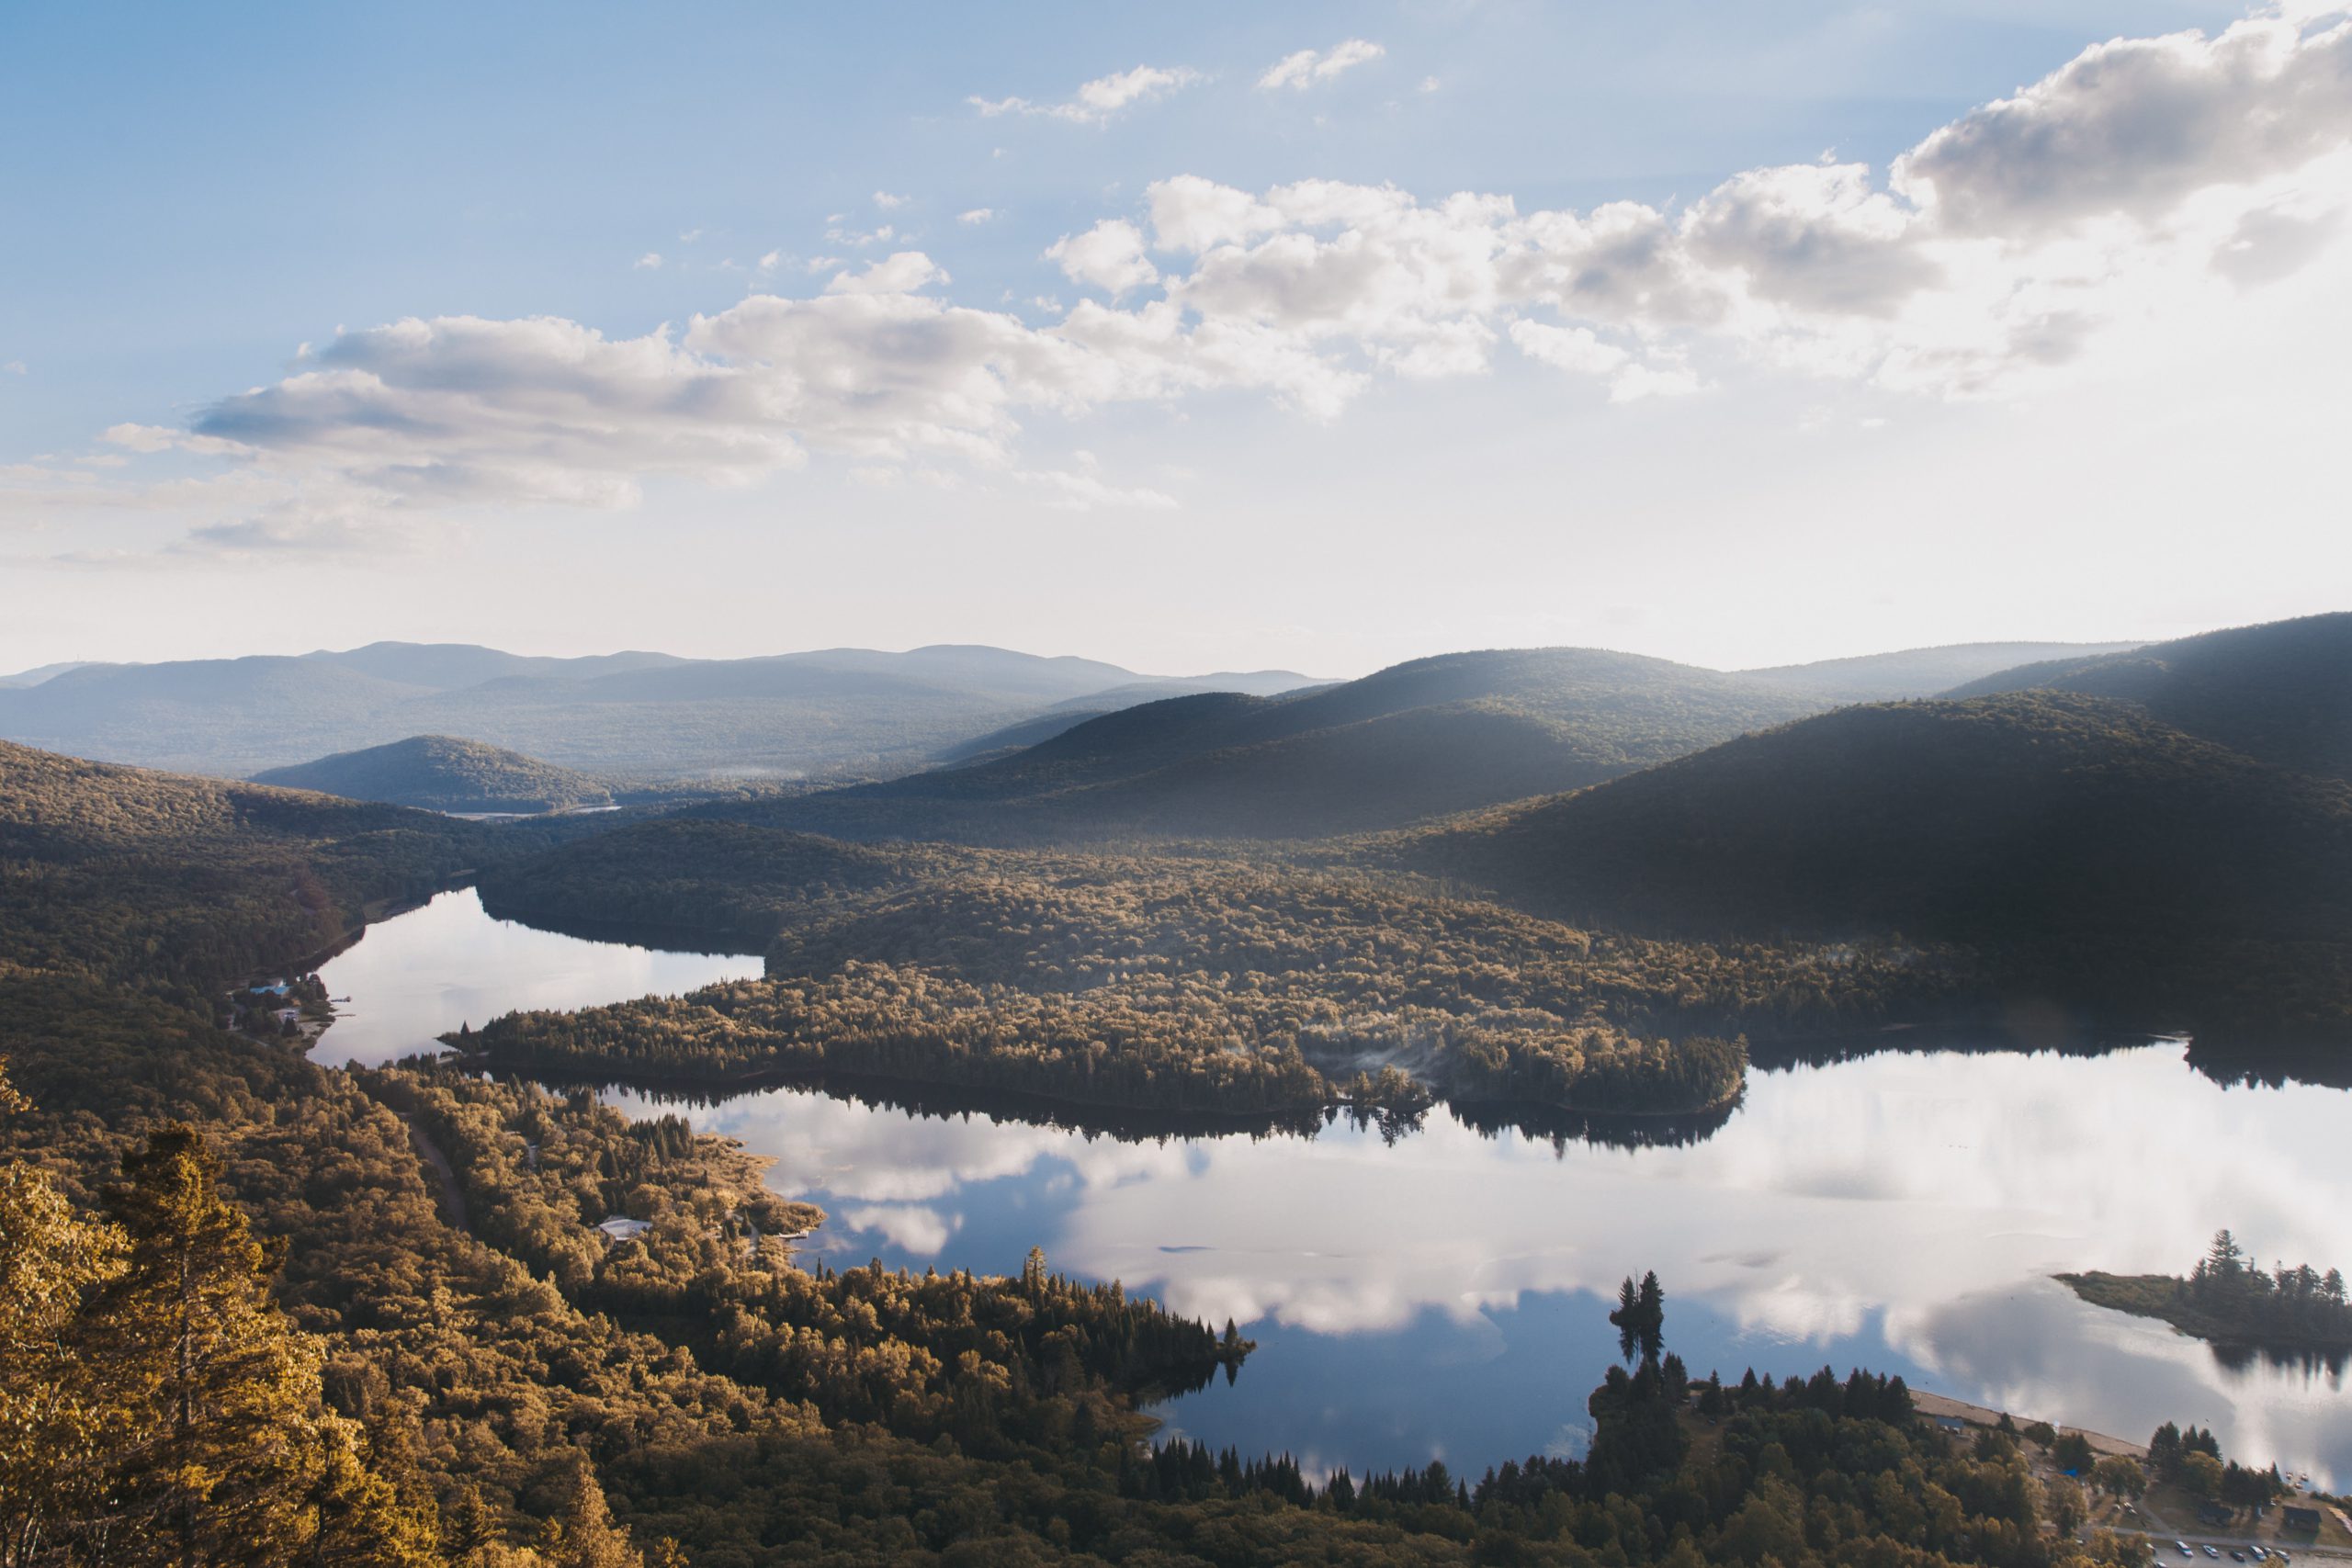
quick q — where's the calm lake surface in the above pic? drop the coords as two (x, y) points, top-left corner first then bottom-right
(320, 888), (2352, 1487)
(310, 887), (763, 1067)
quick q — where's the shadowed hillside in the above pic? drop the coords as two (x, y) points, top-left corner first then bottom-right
(722, 647), (1830, 842)
(252, 734), (616, 814)
(1410, 692), (2352, 1041)
(1946, 612), (2352, 782)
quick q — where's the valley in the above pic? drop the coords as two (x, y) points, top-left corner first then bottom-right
(5, 613), (2349, 1563)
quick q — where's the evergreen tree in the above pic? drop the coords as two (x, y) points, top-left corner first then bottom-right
(92, 1123), (438, 1567)
(0, 1064), (129, 1566)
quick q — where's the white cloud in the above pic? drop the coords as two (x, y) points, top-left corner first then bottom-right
(825, 223), (895, 248)
(873, 190), (907, 209)
(2, 360), (25, 375)
(633, 252), (663, 270)
(1147, 174), (1284, 254)
(822, 251), (950, 295)
(958, 208), (996, 225)
(969, 63), (1200, 125)
(678, 228), (704, 243)
(1259, 39), (1385, 91)
(1893, 16), (2352, 239)
(60, 12), (2352, 542)
(1045, 219), (1159, 297)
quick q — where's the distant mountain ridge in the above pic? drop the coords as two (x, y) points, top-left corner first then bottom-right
(1736, 640), (2146, 702)
(0, 641), (1323, 780)
(252, 735), (616, 814)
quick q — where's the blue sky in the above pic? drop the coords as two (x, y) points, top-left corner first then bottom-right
(4, 1), (2344, 676)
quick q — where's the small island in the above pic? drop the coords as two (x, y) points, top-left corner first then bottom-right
(2060, 1230), (2351, 1356)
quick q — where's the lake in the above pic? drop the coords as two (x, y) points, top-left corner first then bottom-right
(318, 887), (2352, 1487)
(310, 886), (764, 1067)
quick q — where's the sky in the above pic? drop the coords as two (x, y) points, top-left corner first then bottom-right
(3, 0), (2347, 679)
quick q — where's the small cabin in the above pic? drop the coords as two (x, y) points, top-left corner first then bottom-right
(596, 1216), (651, 1245)
(2281, 1506), (2320, 1534)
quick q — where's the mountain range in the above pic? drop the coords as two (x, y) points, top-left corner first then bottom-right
(0, 641), (1320, 779)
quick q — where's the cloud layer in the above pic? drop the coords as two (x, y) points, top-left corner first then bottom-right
(38, 9), (2352, 547)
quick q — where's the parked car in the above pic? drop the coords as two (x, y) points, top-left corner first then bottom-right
(2206, 1548), (2222, 1559)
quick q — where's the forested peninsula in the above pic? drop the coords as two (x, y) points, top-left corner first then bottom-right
(465, 819), (1973, 1121)
(2062, 1230), (2352, 1360)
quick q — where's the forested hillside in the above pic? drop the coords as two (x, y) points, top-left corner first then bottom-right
(1946, 612), (2352, 782)
(1414, 693), (2352, 1041)
(254, 734), (617, 814)
(718, 647), (1830, 842)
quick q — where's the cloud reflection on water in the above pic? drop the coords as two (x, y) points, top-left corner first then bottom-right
(617, 1043), (2352, 1485)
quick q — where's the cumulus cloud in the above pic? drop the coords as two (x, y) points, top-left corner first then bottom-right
(872, 190), (907, 209)
(823, 251), (950, 295)
(633, 252), (662, 270)
(1260, 39), (1385, 91)
(969, 63), (1200, 125)
(1045, 220), (1159, 296)
(957, 208), (995, 225)
(62, 10), (2352, 541)
(1894, 17), (2352, 237)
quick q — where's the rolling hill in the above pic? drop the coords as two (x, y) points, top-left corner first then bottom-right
(725, 647), (1834, 842)
(0, 739), (496, 987)
(1944, 612), (2352, 782)
(0, 641), (1319, 779)
(1418, 691), (2352, 942)
(1735, 640), (2144, 702)
(251, 735), (616, 814)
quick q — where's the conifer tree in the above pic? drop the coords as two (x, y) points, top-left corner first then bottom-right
(0, 1063), (129, 1567)
(91, 1122), (440, 1567)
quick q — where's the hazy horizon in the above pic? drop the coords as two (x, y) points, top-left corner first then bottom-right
(0, 626), (2177, 691)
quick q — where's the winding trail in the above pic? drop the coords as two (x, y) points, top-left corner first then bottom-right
(401, 1114), (469, 1233)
